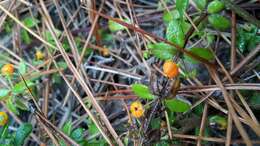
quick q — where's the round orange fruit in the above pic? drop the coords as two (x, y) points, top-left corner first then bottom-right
(163, 60), (179, 78)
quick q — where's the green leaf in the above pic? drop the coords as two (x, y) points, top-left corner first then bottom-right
(7, 98), (19, 115)
(71, 128), (84, 142)
(208, 14), (230, 30)
(108, 19), (129, 32)
(18, 61), (27, 75)
(148, 42), (177, 60)
(43, 29), (62, 46)
(176, 0), (189, 20)
(0, 89), (10, 100)
(166, 20), (185, 47)
(164, 98), (191, 112)
(193, 0), (207, 10)
(163, 10), (180, 24)
(207, 0), (225, 14)
(12, 80), (34, 94)
(23, 17), (39, 28)
(131, 84), (155, 100)
(150, 117), (161, 130)
(88, 121), (99, 135)
(21, 29), (31, 45)
(249, 92), (260, 107)
(62, 120), (72, 135)
(194, 103), (204, 116)
(0, 124), (9, 139)
(206, 33), (215, 46)
(15, 98), (28, 111)
(184, 47), (214, 64)
(209, 115), (227, 130)
(57, 61), (68, 69)
(14, 123), (32, 146)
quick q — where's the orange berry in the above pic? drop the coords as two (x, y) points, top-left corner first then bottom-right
(35, 50), (44, 60)
(163, 60), (179, 78)
(0, 111), (8, 126)
(130, 101), (144, 118)
(1, 64), (14, 76)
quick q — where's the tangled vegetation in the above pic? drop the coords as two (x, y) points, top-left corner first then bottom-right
(0, 0), (259, 146)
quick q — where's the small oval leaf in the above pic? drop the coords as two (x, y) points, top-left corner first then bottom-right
(18, 61), (27, 75)
(7, 98), (19, 115)
(165, 98), (191, 112)
(166, 20), (185, 47)
(194, 0), (207, 11)
(108, 19), (129, 32)
(62, 120), (73, 135)
(131, 84), (155, 100)
(148, 42), (177, 60)
(209, 115), (227, 130)
(208, 14), (230, 30)
(176, 0), (189, 19)
(12, 80), (34, 94)
(71, 128), (84, 142)
(207, 0), (225, 14)
(0, 89), (10, 100)
(184, 47), (214, 64)
(14, 123), (32, 146)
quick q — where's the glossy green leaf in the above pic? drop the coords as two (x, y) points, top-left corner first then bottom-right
(15, 98), (28, 111)
(165, 98), (191, 112)
(0, 89), (10, 100)
(18, 61), (27, 75)
(237, 26), (260, 53)
(207, 0), (225, 14)
(0, 124), (9, 139)
(23, 17), (39, 28)
(108, 19), (129, 32)
(57, 61), (68, 69)
(12, 80), (34, 94)
(43, 29), (62, 47)
(176, 0), (189, 20)
(71, 128), (84, 142)
(194, 0), (207, 10)
(7, 98), (19, 115)
(166, 20), (185, 47)
(62, 120), (72, 135)
(88, 121), (99, 135)
(194, 103), (204, 116)
(208, 14), (230, 30)
(209, 115), (227, 130)
(21, 29), (31, 45)
(148, 42), (177, 60)
(14, 123), (32, 146)
(206, 33), (215, 46)
(163, 10), (180, 24)
(184, 47), (214, 64)
(131, 84), (155, 100)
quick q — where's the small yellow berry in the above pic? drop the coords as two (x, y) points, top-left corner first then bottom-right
(130, 101), (144, 118)
(1, 64), (14, 76)
(35, 50), (44, 60)
(0, 111), (8, 126)
(102, 48), (110, 56)
(163, 60), (179, 78)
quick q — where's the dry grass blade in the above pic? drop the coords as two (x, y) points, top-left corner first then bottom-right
(208, 67), (252, 146)
(82, 6), (215, 67)
(38, 0), (123, 145)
